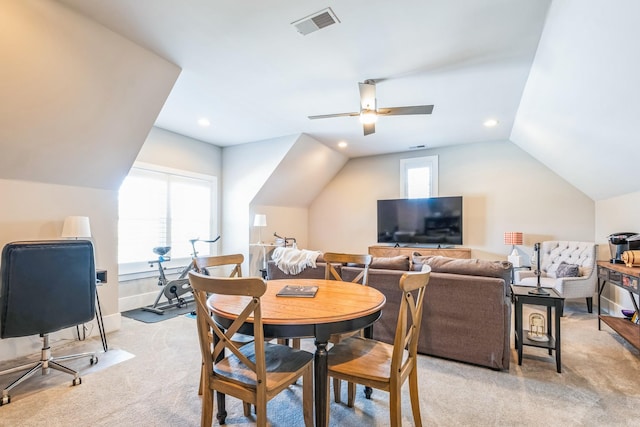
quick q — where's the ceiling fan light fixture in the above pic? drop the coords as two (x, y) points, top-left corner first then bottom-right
(359, 109), (378, 124)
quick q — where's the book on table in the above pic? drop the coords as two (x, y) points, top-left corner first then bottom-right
(276, 285), (319, 298)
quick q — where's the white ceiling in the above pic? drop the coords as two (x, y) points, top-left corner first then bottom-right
(56, 0), (551, 158)
(54, 0), (640, 202)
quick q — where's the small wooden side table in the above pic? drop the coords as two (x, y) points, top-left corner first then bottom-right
(512, 285), (565, 373)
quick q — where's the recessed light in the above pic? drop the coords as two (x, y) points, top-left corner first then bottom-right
(483, 119), (498, 127)
(337, 141), (348, 149)
(198, 118), (211, 127)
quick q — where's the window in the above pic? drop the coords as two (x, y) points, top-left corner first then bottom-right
(400, 155), (438, 198)
(118, 163), (217, 276)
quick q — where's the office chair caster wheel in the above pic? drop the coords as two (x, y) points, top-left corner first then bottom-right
(90, 355), (98, 365)
(0, 395), (10, 406)
(73, 377), (82, 386)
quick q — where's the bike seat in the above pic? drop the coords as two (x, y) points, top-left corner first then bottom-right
(153, 246), (171, 256)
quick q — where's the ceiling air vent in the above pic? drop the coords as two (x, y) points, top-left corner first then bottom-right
(291, 8), (340, 36)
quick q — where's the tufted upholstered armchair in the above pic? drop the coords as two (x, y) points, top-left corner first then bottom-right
(514, 241), (597, 314)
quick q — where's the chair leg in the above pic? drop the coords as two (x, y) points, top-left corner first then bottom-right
(201, 386), (214, 427)
(333, 378), (342, 403)
(256, 393), (268, 427)
(1, 334), (95, 405)
(586, 297), (593, 313)
(408, 368), (423, 427)
(1, 361), (42, 404)
(389, 380), (402, 427)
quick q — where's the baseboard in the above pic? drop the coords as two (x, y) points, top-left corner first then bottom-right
(118, 290), (164, 313)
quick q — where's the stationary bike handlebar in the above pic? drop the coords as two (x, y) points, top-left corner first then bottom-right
(150, 236), (221, 264)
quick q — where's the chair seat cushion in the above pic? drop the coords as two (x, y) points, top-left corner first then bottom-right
(213, 342), (313, 390)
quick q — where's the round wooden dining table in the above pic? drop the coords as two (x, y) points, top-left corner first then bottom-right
(207, 278), (386, 427)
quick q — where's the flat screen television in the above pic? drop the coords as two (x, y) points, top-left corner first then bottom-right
(377, 196), (463, 246)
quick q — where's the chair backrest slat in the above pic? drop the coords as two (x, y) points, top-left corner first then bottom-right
(195, 254), (244, 278)
(323, 252), (372, 285)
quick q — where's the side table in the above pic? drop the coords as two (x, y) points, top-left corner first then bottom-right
(511, 285), (565, 373)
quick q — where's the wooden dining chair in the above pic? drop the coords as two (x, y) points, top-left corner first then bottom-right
(189, 271), (314, 427)
(326, 267), (431, 427)
(323, 252), (372, 401)
(194, 254), (253, 397)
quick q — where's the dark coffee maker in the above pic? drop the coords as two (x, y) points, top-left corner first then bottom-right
(607, 232), (640, 264)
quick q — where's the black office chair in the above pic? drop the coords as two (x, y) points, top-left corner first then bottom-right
(0, 240), (99, 405)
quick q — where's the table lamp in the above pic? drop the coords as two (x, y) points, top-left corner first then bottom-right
(504, 232), (523, 267)
(253, 214), (267, 244)
(61, 216), (92, 239)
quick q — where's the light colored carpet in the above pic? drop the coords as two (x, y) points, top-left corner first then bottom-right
(0, 301), (639, 426)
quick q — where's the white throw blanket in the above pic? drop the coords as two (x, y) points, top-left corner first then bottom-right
(271, 247), (322, 275)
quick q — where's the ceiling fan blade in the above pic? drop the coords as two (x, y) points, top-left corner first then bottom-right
(308, 112), (359, 120)
(378, 105), (434, 116)
(358, 81), (377, 110)
(363, 122), (375, 136)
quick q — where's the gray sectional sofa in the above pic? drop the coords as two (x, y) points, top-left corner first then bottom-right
(267, 253), (513, 370)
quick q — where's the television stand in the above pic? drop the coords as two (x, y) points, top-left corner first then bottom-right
(369, 245), (471, 260)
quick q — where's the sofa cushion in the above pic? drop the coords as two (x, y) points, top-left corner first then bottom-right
(370, 255), (410, 271)
(413, 254), (511, 281)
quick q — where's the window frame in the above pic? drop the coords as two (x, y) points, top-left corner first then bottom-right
(400, 155), (439, 198)
(118, 162), (218, 280)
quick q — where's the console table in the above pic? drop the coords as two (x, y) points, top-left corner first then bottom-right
(597, 261), (640, 351)
(368, 245), (471, 259)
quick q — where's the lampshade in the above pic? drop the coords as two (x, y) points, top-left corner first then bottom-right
(503, 232), (523, 246)
(253, 214), (267, 227)
(61, 216), (92, 238)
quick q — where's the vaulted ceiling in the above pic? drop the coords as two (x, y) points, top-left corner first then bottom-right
(15, 0), (640, 200)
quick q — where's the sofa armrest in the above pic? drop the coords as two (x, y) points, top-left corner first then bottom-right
(554, 274), (598, 299)
(422, 272), (511, 370)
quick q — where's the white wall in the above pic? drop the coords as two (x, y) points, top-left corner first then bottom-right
(595, 191), (640, 313)
(0, 179), (118, 362)
(221, 135), (299, 272)
(309, 140), (595, 261)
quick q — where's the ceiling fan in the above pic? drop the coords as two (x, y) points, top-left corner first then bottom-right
(308, 79), (434, 135)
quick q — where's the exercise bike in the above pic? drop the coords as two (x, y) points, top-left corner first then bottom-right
(142, 236), (220, 315)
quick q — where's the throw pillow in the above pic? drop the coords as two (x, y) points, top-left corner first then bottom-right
(556, 261), (580, 278)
